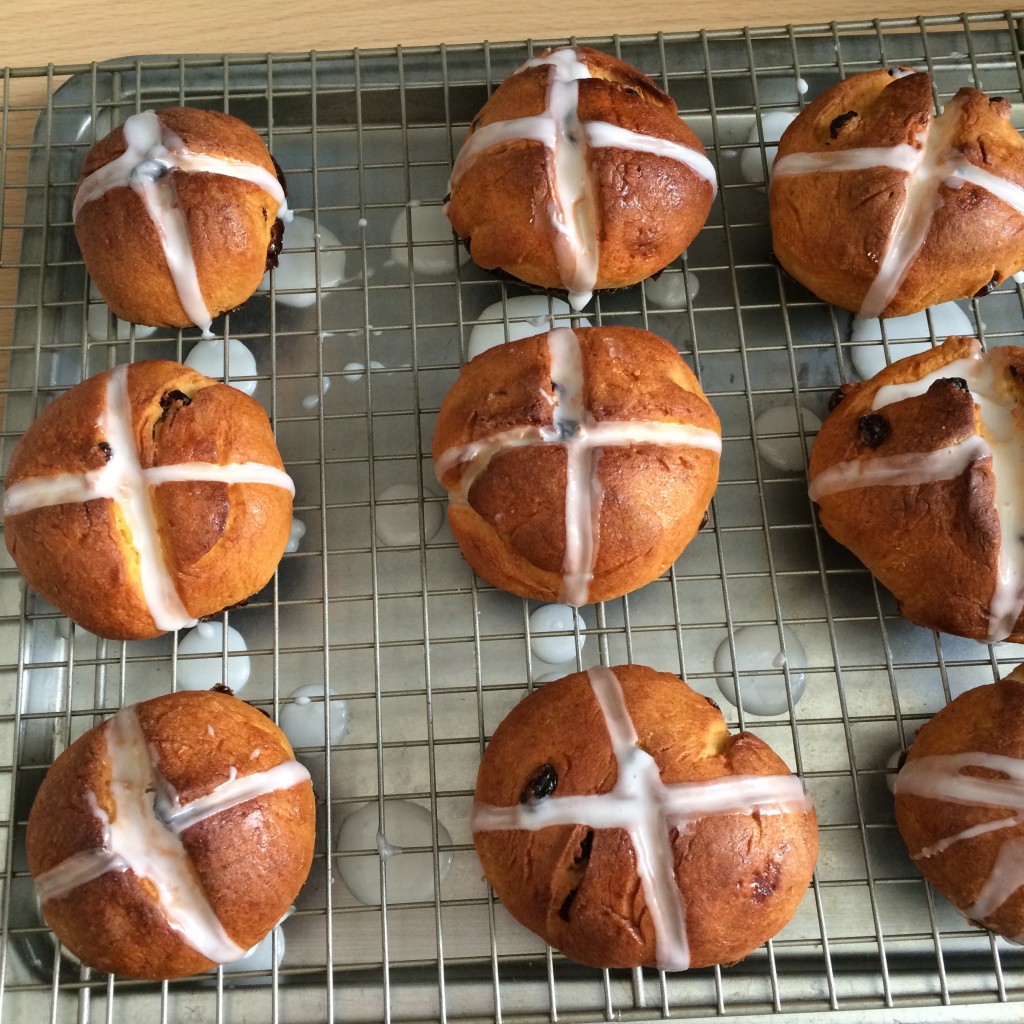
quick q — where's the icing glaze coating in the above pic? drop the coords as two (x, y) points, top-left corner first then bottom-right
(2, 365), (294, 633)
(435, 328), (721, 605)
(33, 707), (310, 964)
(896, 750), (1024, 934)
(472, 665), (813, 970)
(772, 93), (1024, 319)
(449, 48), (717, 310)
(810, 342), (1024, 641)
(74, 110), (291, 334)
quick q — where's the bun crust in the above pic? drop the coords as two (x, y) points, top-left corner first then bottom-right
(432, 326), (721, 605)
(75, 107), (286, 329)
(473, 665), (818, 970)
(808, 336), (1024, 642)
(3, 360), (293, 639)
(26, 690), (315, 979)
(770, 69), (1024, 318)
(446, 46), (715, 300)
(895, 669), (1024, 942)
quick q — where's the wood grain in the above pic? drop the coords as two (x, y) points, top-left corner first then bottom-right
(0, 0), (1002, 68)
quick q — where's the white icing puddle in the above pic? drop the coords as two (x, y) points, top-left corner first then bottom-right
(713, 625), (808, 716)
(643, 270), (699, 309)
(184, 338), (258, 396)
(534, 670), (570, 684)
(301, 376), (332, 410)
(850, 301), (973, 380)
(260, 216), (346, 307)
(374, 483), (444, 546)
(176, 621), (251, 693)
(467, 296), (590, 361)
(528, 604), (587, 664)
(342, 361), (385, 382)
(336, 800), (453, 906)
(741, 111), (798, 184)
(286, 517), (307, 554)
(390, 204), (469, 275)
(279, 683), (351, 749)
(754, 405), (822, 472)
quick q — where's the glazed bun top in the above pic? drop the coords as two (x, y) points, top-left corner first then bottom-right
(74, 106), (290, 332)
(27, 689), (315, 979)
(3, 360), (294, 639)
(809, 335), (1024, 642)
(473, 664), (818, 970)
(894, 667), (1024, 942)
(446, 45), (717, 308)
(433, 325), (721, 605)
(771, 68), (1024, 318)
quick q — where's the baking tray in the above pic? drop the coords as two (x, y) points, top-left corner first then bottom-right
(2, 13), (1024, 1023)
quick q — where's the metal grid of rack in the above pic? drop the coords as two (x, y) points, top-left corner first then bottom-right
(2, 12), (1024, 1023)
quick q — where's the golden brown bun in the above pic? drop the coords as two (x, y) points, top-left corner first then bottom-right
(473, 665), (818, 969)
(895, 668), (1024, 941)
(771, 69), (1024, 317)
(432, 326), (721, 604)
(446, 45), (715, 294)
(4, 360), (293, 640)
(808, 336), (1024, 641)
(26, 690), (315, 979)
(75, 107), (285, 328)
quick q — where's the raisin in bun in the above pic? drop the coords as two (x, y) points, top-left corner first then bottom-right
(74, 107), (289, 332)
(770, 68), (1024, 318)
(473, 664), (818, 970)
(446, 45), (717, 309)
(432, 326), (721, 606)
(895, 667), (1024, 943)
(3, 360), (294, 640)
(809, 336), (1024, 642)
(27, 689), (315, 980)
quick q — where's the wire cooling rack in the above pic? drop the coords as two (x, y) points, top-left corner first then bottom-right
(3, 11), (1024, 1024)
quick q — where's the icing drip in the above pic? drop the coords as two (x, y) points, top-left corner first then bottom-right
(811, 342), (1024, 640)
(548, 328), (599, 606)
(472, 666), (813, 971)
(157, 759), (311, 834)
(32, 707), (310, 964)
(448, 48), (718, 310)
(772, 143), (923, 178)
(808, 435), (991, 501)
(73, 109), (291, 335)
(771, 93), (1024, 318)
(896, 750), (1024, 927)
(435, 329), (721, 605)
(535, 50), (599, 309)
(2, 365), (295, 632)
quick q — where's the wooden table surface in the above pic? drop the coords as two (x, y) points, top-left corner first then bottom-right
(0, 0), (1011, 393)
(0, 0), (1004, 68)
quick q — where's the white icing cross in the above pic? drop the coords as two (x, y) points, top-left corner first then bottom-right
(448, 48), (718, 310)
(808, 341), (1024, 641)
(2, 364), (295, 633)
(772, 90), (1024, 318)
(73, 109), (292, 335)
(472, 666), (813, 970)
(32, 706), (311, 964)
(434, 328), (721, 606)
(896, 750), (1024, 937)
